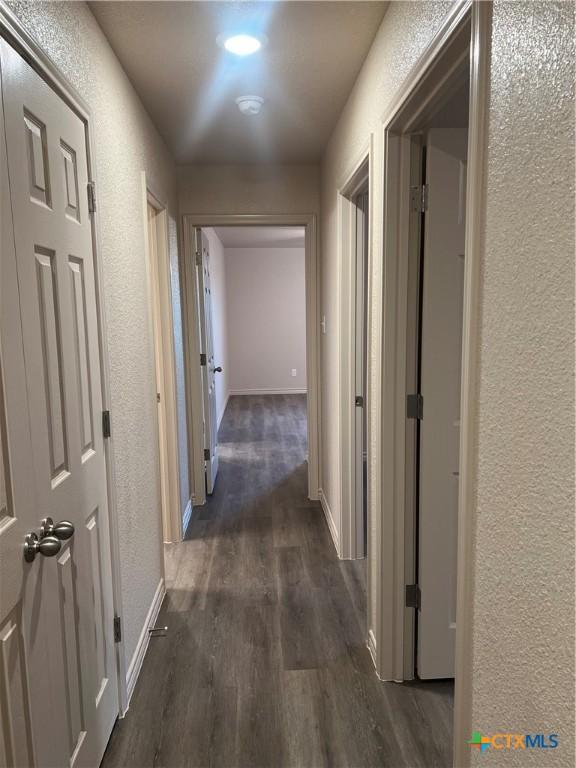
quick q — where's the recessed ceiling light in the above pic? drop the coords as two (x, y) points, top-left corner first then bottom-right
(223, 34), (261, 56)
(236, 95), (264, 116)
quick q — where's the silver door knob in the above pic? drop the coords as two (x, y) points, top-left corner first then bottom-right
(24, 532), (61, 562)
(40, 517), (74, 541)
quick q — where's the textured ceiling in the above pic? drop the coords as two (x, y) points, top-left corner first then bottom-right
(213, 226), (305, 247)
(89, 1), (388, 164)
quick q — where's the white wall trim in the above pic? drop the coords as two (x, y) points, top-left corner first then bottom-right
(142, 174), (184, 546)
(453, 3), (492, 764)
(229, 388), (307, 396)
(337, 140), (373, 562)
(319, 488), (339, 556)
(182, 499), (193, 536)
(123, 578), (166, 714)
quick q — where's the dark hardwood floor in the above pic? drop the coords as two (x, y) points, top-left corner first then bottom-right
(102, 394), (453, 768)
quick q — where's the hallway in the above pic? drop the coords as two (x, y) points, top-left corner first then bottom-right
(102, 395), (453, 768)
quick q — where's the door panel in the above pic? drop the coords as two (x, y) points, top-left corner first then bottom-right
(417, 127), (468, 679)
(354, 191), (369, 558)
(0, 42), (46, 768)
(0, 611), (35, 768)
(0, 39), (118, 766)
(195, 229), (219, 494)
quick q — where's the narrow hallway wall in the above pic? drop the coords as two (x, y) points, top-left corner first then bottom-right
(178, 164), (320, 216)
(8, 0), (183, 681)
(225, 245), (306, 395)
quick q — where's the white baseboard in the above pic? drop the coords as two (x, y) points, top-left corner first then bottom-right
(217, 391), (230, 428)
(229, 388), (307, 395)
(125, 578), (165, 711)
(319, 488), (339, 555)
(182, 499), (192, 535)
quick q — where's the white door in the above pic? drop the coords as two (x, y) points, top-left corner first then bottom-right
(354, 191), (369, 557)
(0, 40), (118, 766)
(417, 127), (467, 679)
(195, 229), (219, 494)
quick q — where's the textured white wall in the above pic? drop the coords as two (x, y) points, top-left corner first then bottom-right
(225, 247), (307, 394)
(178, 164), (320, 216)
(470, 2), (574, 762)
(203, 228), (229, 426)
(8, 1), (180, 673)
(320, 0), (452, 632)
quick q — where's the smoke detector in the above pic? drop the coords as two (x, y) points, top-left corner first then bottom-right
(236, 95), (264, 116)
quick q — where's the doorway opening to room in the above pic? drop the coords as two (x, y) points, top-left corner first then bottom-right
(408, 79), (470, 681)
(182, 216), (320, 509)
(143, 182), (186, 544)
(339, 157), (370, 561)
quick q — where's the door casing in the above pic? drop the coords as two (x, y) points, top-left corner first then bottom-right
(337, 151), (372, 560)
(181, 214), (320, 505)
(0, 1), (129, 716)
(142, 177), (184, 544)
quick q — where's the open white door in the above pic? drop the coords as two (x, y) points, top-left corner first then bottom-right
(417, 127), (467, 679)
(195, 229), (220, 494)
(0, 40), (118, 765)
(354, 191), (369, 556)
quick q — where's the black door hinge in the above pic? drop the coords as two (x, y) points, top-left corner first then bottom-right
(87, 181), (96, 213)
(113, 615), (122, 643)
(200, 353), (207, 366)
(406, 393), (423, 420)
(204, 448), (211, 461)
(102, 410), (111, 438)
(405, 584), (421, 610)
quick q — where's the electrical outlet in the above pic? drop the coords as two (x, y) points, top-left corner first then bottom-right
(291, 368), (297, 377)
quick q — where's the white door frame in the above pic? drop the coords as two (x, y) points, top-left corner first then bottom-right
(337, 145), (372, 560)
(0, 1), (129, 716)
(142, 176), (184, 544)
(182, 213), (320, 504)
(370, 1), (491, 765)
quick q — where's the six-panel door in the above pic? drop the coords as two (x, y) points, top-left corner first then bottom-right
(0, 39), (118, 767)
(195, 229), (219, 494)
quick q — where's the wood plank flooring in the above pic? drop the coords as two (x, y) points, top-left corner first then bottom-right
(102, 394), (453, 768)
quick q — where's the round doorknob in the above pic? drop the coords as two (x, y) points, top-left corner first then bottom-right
(213, 366), (223, 373)
(40, 517), (75, 541)
(24, 532), (61, 563)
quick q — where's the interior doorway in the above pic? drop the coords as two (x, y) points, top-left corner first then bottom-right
(338, 157), (371, 560)
(375, 5), (491, 762)
(407, 82), (470, 680)
(143, 184), (183, 544)
(182, 215), (320, 507)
